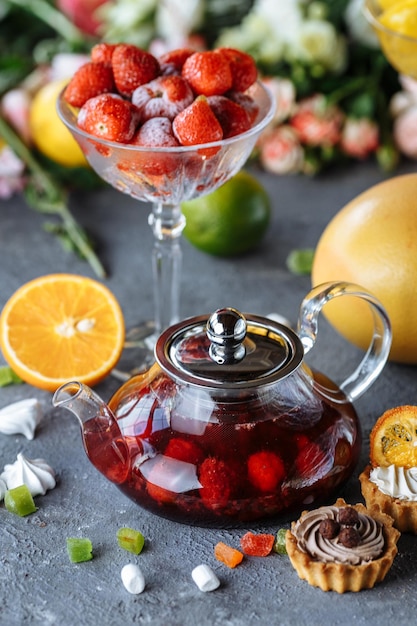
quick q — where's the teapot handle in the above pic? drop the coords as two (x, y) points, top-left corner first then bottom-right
(297, 281), (392, 403)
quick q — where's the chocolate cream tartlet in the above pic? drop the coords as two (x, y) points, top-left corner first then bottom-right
(285, 498), (400, 593)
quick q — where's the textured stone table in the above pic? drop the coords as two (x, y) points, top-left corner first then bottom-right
(1, 161), (417, 626)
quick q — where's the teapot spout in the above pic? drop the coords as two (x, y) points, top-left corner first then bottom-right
(53, 381), (130, 484)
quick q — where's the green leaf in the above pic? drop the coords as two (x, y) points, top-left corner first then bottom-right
(286, 248), (315, 275)
(0, 366), (24, 387)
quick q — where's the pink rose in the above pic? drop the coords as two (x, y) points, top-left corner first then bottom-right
(393, 105), (417, 159)
(1, 89), (31, 144)
(340, 117), (379, 159)
(57, 0), (107, 36)
(290, 95), (343, 147)
(259, 126), (304, 175)
(0, 146), (25, 199)
(261, 77), (296, 124)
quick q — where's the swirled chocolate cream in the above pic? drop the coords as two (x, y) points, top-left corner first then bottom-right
(285, 498), (400, 593)
(293, 504), (383, 565)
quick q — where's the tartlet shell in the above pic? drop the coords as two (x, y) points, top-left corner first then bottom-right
(360, 464), (417, 534)
(285, 497), (400, 593)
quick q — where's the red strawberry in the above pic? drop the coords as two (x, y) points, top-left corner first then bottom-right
(247, 450), (285, 493)
(131, 117), (179, 147)
(228, 91), (260, 125)
(112, 44), (160, 97)
(159, 47), (195, 75)
(218, 48), (258, 92)
(207, 95), (251, 138)
(130, 117), (179, 176)
(78, 93), (138, 142)
(164, 437), (205, 466)
(132, 75), (194, 122)
(173, 96), (223, 146)
(294, 441), (330, 479)
(198, 457), (237, 509)
(91, 42), (117, 65)
(182, 50), (233, 96)
(63, 61), (115, 108)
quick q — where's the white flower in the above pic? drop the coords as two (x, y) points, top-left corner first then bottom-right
(50, 53), (90, 81)
(99, 0), (158, 46)
(399, 74), (417, 96)
(156, 0), (205, 48)
(393, 106), (417, 159)
(0, 145), (25, 199)
(290, 19), (347, 73)
(216, 14), (285, 64)
(390, 77), (417, 117)
(345, 0), (379, 48)
(390, 91), (417, 117)
(253, 0), (303, 45)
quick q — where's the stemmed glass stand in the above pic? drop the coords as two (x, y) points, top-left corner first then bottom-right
(58, 82), (274, 378)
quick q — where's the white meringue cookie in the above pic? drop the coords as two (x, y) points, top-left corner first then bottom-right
(0, 398), (43, 440)
(0, 477), (7, 501)
(1, 452), (56, 496)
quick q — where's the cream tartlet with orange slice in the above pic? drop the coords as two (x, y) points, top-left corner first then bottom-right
(360, 405), (417, 533)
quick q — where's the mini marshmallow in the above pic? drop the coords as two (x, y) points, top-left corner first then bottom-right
(121, 563), (145, 594)
(191, 564), (220, 592)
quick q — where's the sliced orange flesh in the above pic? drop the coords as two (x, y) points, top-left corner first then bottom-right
(370, 405), (417, 468)
(0, 274), (125, 392)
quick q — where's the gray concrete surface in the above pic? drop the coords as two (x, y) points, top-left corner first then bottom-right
(1, 161), (417, 625)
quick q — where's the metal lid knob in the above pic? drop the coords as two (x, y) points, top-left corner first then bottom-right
(206, 308), (247, 365)
(155, 307), (303, 390)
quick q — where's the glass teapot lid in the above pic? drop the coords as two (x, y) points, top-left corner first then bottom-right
(155, 307), (304, 389)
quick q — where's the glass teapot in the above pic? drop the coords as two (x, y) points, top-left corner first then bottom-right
(53, 282), (391, 526)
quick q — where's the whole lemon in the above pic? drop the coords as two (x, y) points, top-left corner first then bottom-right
(181, 170), (271, 257)
(311, 173), (417, 364)
(29, 78), (87, 168)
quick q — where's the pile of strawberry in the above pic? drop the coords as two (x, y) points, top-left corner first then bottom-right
(63, 43), (260, 146)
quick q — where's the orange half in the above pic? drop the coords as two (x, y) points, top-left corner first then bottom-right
(0, 274), (125, 392)
(370, 405), (417, 468)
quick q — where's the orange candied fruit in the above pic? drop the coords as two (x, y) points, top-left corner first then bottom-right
(214, 541), (244, 568)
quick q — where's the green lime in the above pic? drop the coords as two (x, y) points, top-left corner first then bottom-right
(181, 170), (271, 257)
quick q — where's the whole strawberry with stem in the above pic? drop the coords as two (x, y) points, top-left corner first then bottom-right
(78, 93), (138, 142)
(112, 44), (160, 98)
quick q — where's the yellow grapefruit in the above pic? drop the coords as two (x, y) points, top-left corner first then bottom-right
(311, 173), (417, 364)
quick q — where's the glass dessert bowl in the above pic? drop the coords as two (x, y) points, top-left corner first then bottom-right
(364, 0), (417, 78)
(57, 81), (274, 376)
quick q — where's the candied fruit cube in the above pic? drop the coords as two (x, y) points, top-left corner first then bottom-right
(214, 541), (243, 568)
(240, 531), (275, 557)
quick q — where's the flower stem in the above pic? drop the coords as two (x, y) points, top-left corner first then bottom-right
(0, 113), (106, 279)
(7, 0), (87, 47)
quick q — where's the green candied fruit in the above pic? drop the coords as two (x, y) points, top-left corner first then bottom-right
(4, 484), (37, 517)
(117, 527), (145, 555)
(273, 528), (288, 555)
(66, 538), (93, 563)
